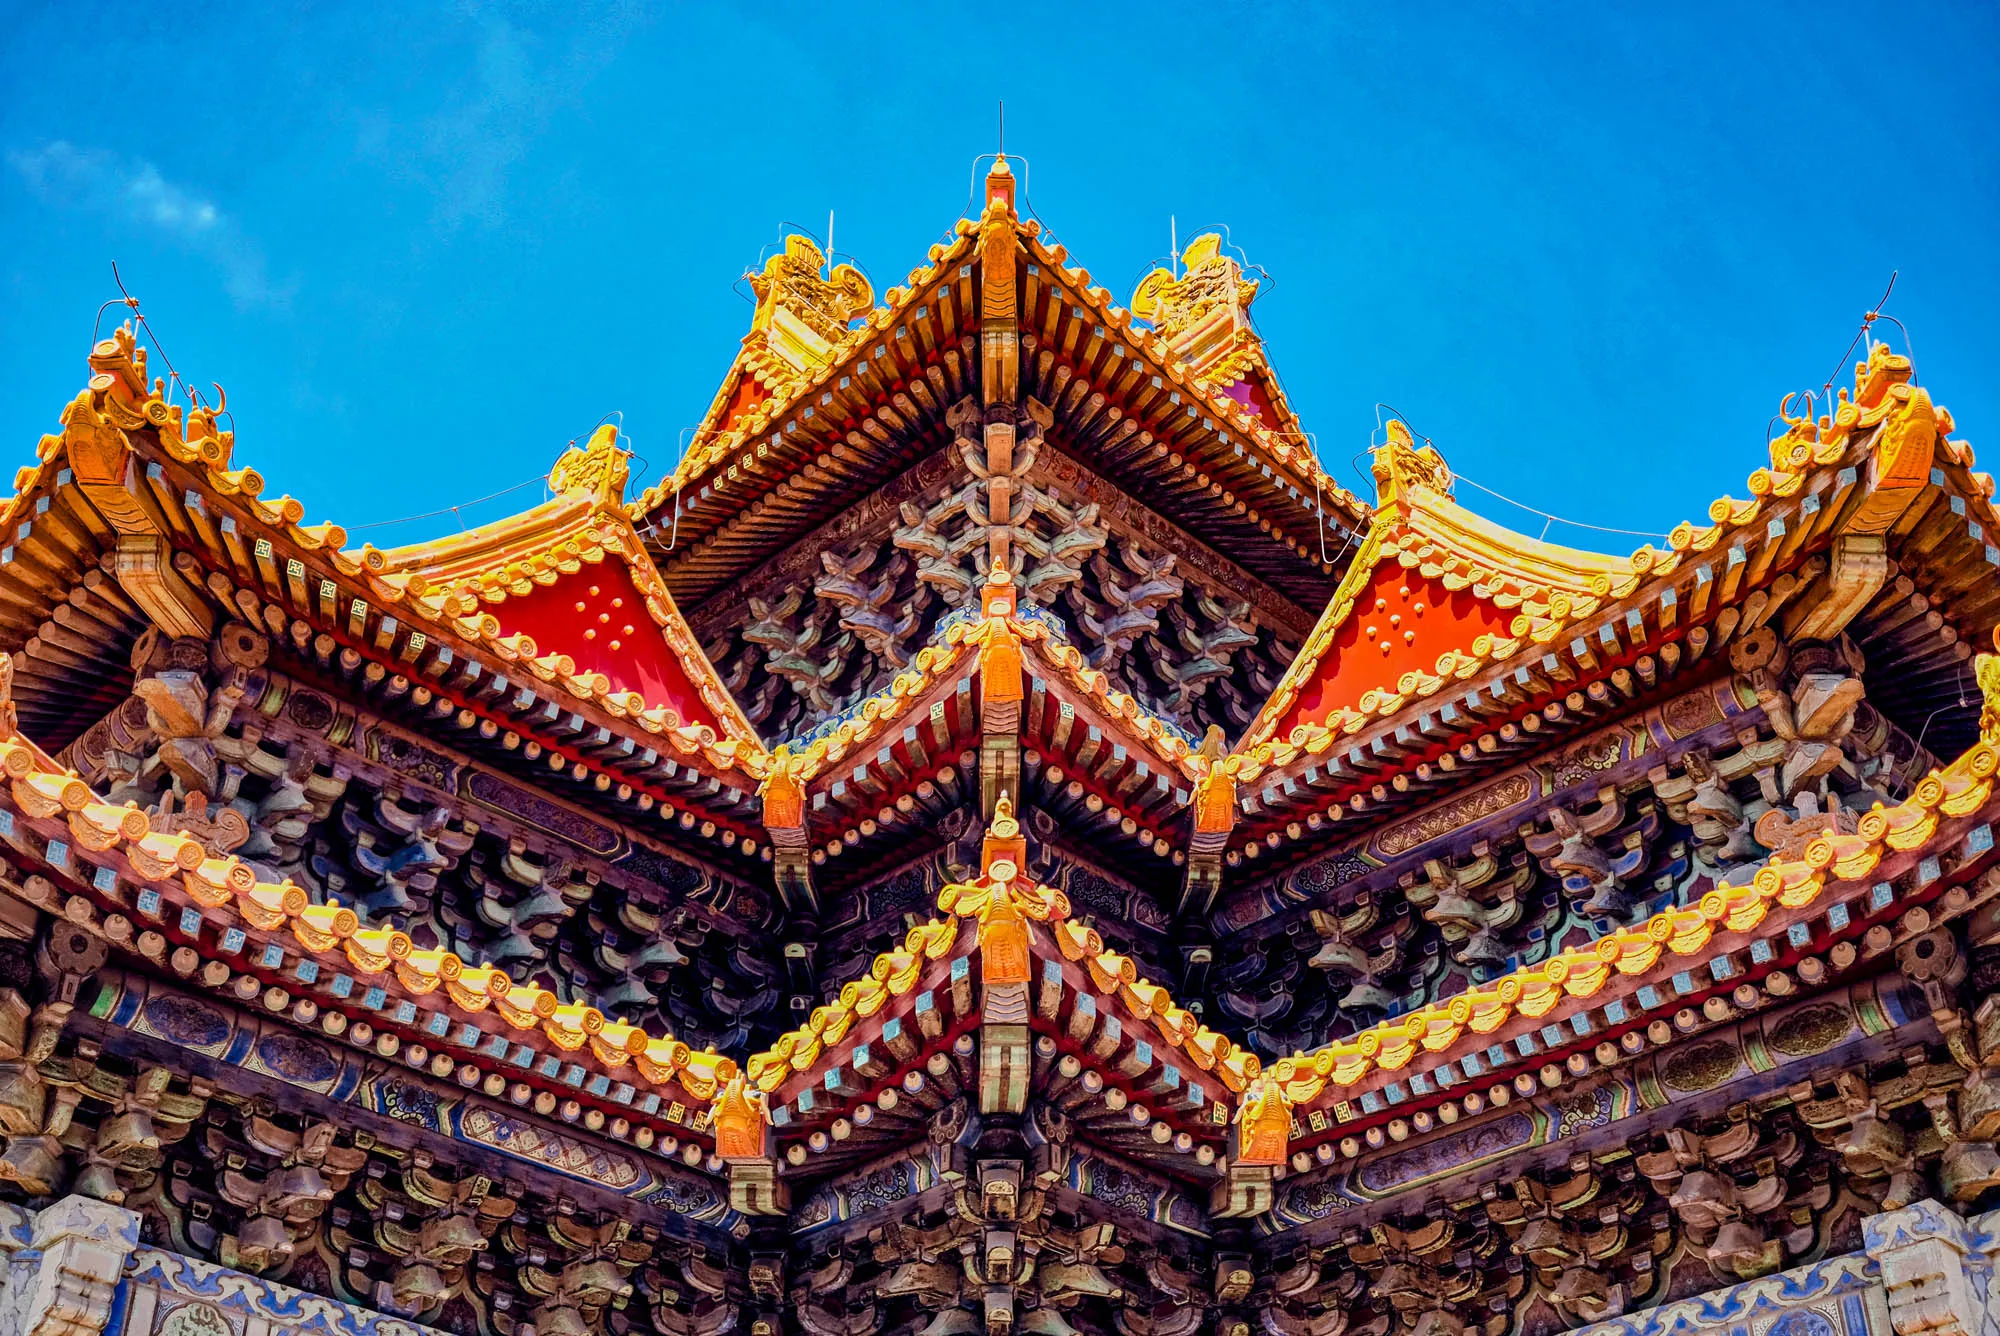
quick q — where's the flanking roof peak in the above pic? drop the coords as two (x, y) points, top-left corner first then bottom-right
(1242, 423), (1630, 754)
(360, 424), (763, 758)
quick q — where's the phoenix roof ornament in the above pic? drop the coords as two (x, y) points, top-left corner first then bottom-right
(1131, 234), (1258, 336)
(1370, 419), (1454, 511)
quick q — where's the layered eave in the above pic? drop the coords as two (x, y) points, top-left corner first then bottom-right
(0, 348), (773, 870)
(1263, 712), (2000, 1137)
(720, 851), (1259, 1189)
(12, 325), (1991, 916)
(763, 604), (1205, 887)
(1241, 422), (1633, 754)
(0, 692), (740, 1153)
(719, 673), (2000, 1220)
(1215, 346), (1997, 887)
(358, 424), (764, 757)
(7, 221), (1999, 1255)
(629, 205), (1367, 611)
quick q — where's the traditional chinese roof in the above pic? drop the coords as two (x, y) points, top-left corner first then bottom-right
(629, 166), (1365, 616)
(9, 171), (2000, 1336)
(1127, 231), (1312, 457)
(1268, 698), (2000, 1130)
(0, 654), (741, 1140)
(359, 424), (763, 756)
(0, 331), (773, 873)
(758, 595), (1204, 890)
(731, 811), (1258, 1177)
(1241, 421), (1633, 752)
(1213, 343), (1992, 879)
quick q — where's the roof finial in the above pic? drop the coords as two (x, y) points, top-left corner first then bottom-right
(981, 566), (1016, 618)
(984, 106), (1016, 214)
(743, 237), (875, 377)
(1129, 234), (1263, 382)
(981, 790), (1028, 880)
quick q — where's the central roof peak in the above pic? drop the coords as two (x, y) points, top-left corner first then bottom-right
(622, 175), (1361, 747)
(984, 152), (1017, 213)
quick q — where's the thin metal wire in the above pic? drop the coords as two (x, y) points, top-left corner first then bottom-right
(1767, 388), (1823, 452)
(664, 426), (701, 551)
(1123, 256), (1167, 302)
(110, 262), (205, 412)
(1872, 312), (1917, 378)
(1174, 223), (1276, 308)
(1907, 666), (1969, 787)
(948, 153), (1058, 249)
(630, 418), (730, 555)
(1314, 469), (1331, 562)
(1311, 459), (1361, 571)
(344, 476), (548, 534)
(91, 297), (137, 345)
(1818, 271), (1899, 399)
(1304, 431), (1362, 568)
(1450, 475), (1672, 540)
(578, 411), (652, 493)
(1369, 402), (1670, 541)
(1347, 448), (1375, 496)
(732, 223), (877, 309)
(1357, 275), (1909, 550)
(1125, 222), (1277, 348)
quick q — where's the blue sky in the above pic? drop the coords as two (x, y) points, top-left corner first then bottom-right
(3, 2), (1995, 553)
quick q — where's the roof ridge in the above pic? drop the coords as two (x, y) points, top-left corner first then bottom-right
(1230, 351), (1964, 785)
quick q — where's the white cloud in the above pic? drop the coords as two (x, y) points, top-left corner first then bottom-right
(356, 5), (646, 229)
(122, 162), (222, 235)
(8, 140), (283, 308)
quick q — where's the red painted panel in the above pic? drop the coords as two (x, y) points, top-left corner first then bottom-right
(493, 559), (721, 732)
(1276, 561), (1515, 738)
(1220, 374), (1281, 430)
(717, 373), (770, 434)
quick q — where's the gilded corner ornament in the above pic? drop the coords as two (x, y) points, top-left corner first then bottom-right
(1232, 1072), (1292, 1166)
(1978, 644), (2000, 737)
(712, 1073), (771, 1161)
(1130, 233), (1267, 385)
(548, 423), (631, 506)
(1370, 419), (1453, 511)
(1131, 234), (1258, 337)
(745, 235), (875, 378)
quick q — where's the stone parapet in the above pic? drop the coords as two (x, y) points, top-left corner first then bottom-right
(0, 1196), (139, 1336)
(1865, 1200), (2000, 1336)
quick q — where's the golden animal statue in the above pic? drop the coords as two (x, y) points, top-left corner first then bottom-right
(978, 876), (1033, 987)
(712, 1073), (771, 1161)
(1232, 1073), (1291, 1166)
